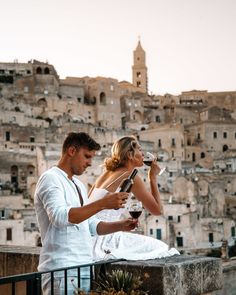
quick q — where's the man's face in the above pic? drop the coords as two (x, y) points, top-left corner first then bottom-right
(71, 146), (96, 176)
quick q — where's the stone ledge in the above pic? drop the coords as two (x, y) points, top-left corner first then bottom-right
(0, 246), (222, 295)
(106, 255), (222, 295)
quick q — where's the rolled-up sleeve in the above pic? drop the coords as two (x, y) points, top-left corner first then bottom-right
(37, 173), (72, 228)
(88, 215), (101, 236)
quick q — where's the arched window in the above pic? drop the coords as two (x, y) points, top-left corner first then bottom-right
(27, 165), (35, 176)
(37, 98), (47, 108)
(100, 92), (106, 105)
(44, 67), (50, 74)
(36, 67), (42, 74)
(223, 145), (228, 152)
(201, 152), (205, 158)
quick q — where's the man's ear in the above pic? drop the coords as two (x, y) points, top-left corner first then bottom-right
(67, 146), (77, 157)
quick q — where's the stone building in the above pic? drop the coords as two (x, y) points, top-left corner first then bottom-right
(0, 40), (236, 250)
(132, 39), (148, 93)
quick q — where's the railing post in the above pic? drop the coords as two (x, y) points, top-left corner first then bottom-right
(26, 273), (41, 295)
(35, 273), (42, 295)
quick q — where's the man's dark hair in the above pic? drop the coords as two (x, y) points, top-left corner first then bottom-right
(62, 132), (101, 153)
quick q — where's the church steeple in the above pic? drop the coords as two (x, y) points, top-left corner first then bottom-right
(132, 38), (148, 93)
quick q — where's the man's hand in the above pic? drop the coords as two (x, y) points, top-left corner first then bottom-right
(97, 218), (138, 235)
(119, 218), (138, 231)
(101, 192), (129, 209)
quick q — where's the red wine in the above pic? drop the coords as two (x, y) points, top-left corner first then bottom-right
(129, 211), (142, 219)
(143, 160), (152, 166)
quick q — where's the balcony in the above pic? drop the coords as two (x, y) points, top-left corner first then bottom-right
(0, 245), (226, 294)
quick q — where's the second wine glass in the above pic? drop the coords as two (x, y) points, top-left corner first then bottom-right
(127, 194), (143, 229)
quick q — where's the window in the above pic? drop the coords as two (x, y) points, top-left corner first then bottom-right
(209, 233), (214, 243)
(36, 67), (42, 74)
(231, 227), (235, 237)
(6, 228), (12, 241)
(158, 139), (162, 147)
(156, 229), (162, 240)
(30, 136), (35, 143)
(156, 116), (160, 123)
(136, 72), (141, 78)
(176, 237), (183, 247)
(223, 132), (227, 139)
(171, 138), (176, 147)
(99, 92), (106, 105)
(1, 210), (5, 219)
(5, 131), (10, 141)
(31, 222), (36, 228)
(223, 145), (228, 152)
(44, 67), (50, 74)
(213, 132), (217, 139)
(197, 133), (201, 140)
(168, 216), (173, 221)
(177, 216), (181, 222)
(150, 229), (153, 235)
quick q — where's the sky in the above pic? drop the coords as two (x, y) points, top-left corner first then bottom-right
(1, 0), (236, 95)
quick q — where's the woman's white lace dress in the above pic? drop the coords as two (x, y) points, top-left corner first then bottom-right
(89, 188), (180, 261)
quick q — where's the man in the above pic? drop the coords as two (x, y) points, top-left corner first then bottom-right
(34, 132), (136, 294)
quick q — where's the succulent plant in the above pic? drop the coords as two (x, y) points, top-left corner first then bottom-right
(73, 269), (148, 295)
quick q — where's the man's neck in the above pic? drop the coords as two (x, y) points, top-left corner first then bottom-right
(57, 161), (73, 179)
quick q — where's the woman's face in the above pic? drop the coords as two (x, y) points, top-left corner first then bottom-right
(131, 144), (144, 167)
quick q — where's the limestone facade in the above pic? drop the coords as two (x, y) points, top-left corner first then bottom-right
(0, 41), (236, 251)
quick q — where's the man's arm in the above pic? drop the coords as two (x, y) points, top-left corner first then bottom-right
(96, 219), (138, 235)
(68, 192), (128, 224)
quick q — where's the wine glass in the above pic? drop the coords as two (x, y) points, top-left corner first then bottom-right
(127, 194), (143, 229)
(143, 152), (166, 175)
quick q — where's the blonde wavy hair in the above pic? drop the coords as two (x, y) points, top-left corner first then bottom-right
(104, 136), (139, 171)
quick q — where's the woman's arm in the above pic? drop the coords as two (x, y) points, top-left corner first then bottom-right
(132, 161), (163, 215)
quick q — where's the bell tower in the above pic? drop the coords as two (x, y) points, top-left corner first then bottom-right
(132, 38), (148, 93)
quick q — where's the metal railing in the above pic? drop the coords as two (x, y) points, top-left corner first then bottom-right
(0, 259), (123, 295)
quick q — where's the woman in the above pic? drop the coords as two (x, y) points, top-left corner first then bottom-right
(88, 136), (179, 260)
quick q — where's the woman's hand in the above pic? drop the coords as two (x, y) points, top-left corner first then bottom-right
(148, 160), (161, 179)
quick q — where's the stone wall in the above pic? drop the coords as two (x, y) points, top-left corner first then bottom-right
(0, 245), (224, 295)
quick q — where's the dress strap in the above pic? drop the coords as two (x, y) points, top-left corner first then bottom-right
(105, 171), (128, 190)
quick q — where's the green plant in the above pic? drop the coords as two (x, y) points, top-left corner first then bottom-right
(73, 269), (148, 295)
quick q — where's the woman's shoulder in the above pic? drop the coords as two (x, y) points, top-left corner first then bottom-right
(95, 170), (112, 186)
(95, 169), (129, 190)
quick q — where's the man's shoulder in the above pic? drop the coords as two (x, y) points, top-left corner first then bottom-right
(38, 167), (62, 185)
(40, 166), (57, 178)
